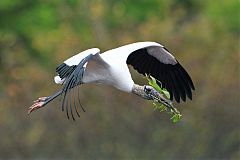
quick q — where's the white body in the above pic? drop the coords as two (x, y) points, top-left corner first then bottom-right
(55, 42), (164, 92)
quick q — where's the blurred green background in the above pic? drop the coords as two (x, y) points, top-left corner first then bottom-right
(0, 0), (239, 159)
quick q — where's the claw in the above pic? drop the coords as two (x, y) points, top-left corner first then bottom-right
(28, 100), (45, 115)
(28, 91), (62, 116)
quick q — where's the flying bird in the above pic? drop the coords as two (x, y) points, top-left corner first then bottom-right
(28, 42), (195, 120)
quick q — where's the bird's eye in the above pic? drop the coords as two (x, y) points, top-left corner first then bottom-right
(144, 86), (152, 93)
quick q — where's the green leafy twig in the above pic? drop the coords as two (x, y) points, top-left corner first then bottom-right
(145, 74), (182, 123)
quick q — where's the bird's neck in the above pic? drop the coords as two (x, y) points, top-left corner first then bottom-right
(132, 84), (148, 99)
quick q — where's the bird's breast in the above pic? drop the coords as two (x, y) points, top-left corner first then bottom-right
(108, 63), (134, 93)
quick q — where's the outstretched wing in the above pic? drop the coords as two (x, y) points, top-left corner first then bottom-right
(125, 43), (195, 103)
(54, 48), (100, 84)
(54, 48), (101, 120)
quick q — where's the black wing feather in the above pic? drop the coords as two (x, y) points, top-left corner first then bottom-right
(58, 54), (94, 119)
(56, 63), (77, 79)
(126, 48), (194, 103)
(177, 63), (195, 90)
(171, 68), (186, 101)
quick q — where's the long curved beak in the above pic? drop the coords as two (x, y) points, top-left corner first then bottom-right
(151, 90), (178, 114)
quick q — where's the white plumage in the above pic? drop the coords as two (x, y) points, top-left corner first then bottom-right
(28, 41), (195, 120)
(55, 42), (171, 92)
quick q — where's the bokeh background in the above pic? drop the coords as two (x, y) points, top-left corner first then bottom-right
(0, 0), (239, 159)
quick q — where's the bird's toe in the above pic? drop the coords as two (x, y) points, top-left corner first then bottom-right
(28, 101), (45, 115)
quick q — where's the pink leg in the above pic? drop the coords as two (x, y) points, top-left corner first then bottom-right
(28, 97), (48, 115)
(28, 90), (62, 115)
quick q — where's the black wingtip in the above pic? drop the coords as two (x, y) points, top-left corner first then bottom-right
(192, 83), (195, 90)
(59, 54), (94, 120)
(176, 97), (180, 103)
(73, 88), (81, 118)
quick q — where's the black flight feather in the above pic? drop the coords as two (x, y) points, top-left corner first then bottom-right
(126, 47), (194, 103)
(58, 54), (93, 119)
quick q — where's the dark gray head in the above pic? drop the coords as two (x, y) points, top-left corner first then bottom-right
(132, 84), (173, 109)
(132, 84), (164, 101)
(143, 85), (160, 100)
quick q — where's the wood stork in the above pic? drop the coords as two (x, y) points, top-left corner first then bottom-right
(28, 41), (195, 120)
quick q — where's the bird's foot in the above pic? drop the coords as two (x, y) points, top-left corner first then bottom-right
(28, 97), (48, 115)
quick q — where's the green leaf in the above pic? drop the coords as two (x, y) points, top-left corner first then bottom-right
(145, 74), (170, 99)
(145, 74), (182, 123)
(171, 114), (182, 123)
(162, 89), (170, 99)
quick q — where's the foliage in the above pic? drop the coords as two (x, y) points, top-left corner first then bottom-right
(146, 75), (181, 123)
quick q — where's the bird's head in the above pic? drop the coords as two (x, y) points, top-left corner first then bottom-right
(143, 85), (167, 101)
(132, 84), (172, 107)
(132, 84), (164, 100)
